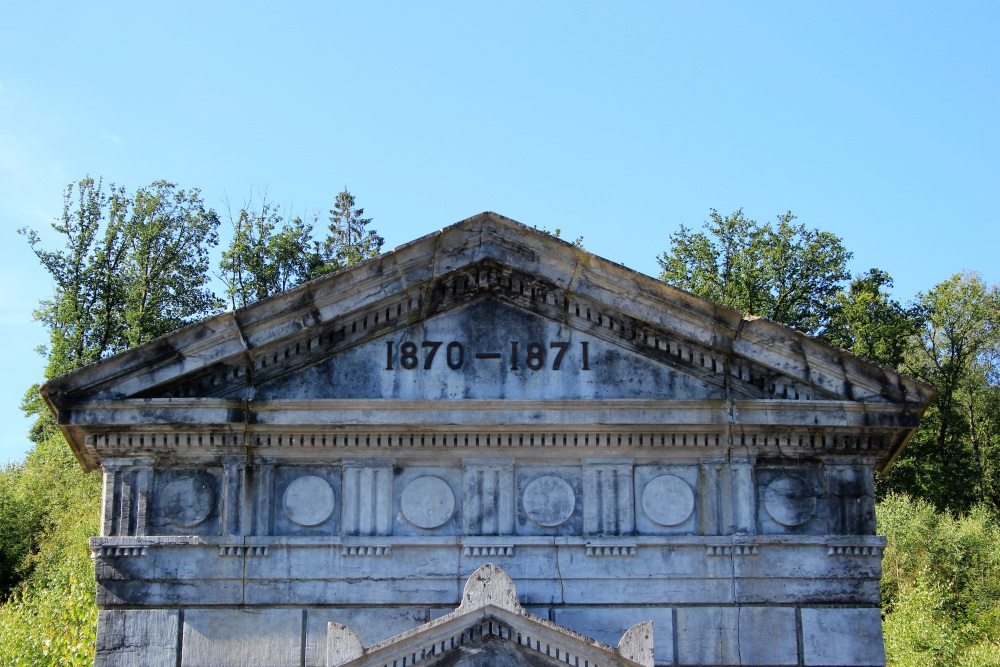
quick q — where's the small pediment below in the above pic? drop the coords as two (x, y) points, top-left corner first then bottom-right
(253, 299), (733, 402)
(328, 564), (653, 667)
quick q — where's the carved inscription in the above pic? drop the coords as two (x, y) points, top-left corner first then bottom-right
(385, 339), (591, 371)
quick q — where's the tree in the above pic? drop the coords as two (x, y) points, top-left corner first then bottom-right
(882, 272), (1000, 511)
(657, 209), (852, 337)
(3, 177), (227, 664)
(121, 182), (222, 346)
(825, 268), (925, 369)
(878, 494), (1000, 667)
(219, 191), (324, 309)
(322, 188), (383, 272)
(19, 177), (223, 377)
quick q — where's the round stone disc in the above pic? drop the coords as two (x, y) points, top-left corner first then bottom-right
(641, 474), (695, 526)
(764, 476), (816, 527)
(523, 475), (575, 527)
(283, 475), (335, 527)
(401, 476), (455, 529)
(161, 477), (215, 528)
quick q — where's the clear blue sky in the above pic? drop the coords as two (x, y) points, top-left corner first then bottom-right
(2, 2), (998, 464)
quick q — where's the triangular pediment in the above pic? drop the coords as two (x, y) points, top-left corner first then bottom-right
(248, 298), (747, 402)
(41, 212), (936, 471)
(326, 564), (654, 667)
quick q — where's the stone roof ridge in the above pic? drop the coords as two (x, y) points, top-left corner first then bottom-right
(39, 211), (935, 414)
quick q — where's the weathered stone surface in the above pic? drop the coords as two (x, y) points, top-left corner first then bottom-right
(801, 608), (886, 666)
(553, 607), (673, 665)
(735, 607), (799, 665)
(305, 608), (427, 667)
(181, 608), (302, 667)
(618, 621), (655, 667)
(675, 606), (741, 665)
(95, 609), (178, 667)
(41, 214), (937, 666)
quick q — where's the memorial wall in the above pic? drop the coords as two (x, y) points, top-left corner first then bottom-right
(42, 213), (936, 667)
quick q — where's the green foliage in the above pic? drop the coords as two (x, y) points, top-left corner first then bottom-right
(825, 268), (925, 369)
(219, 192), (325, 309)
(322, 188), (383, 272)
(220, 187), (386, 307)
(0, 433), (100, 598)
(19, 177), (223, 378)
(3, 175), (220, 664)
(878, 494), (1000, 666)
(0, 430), (100, 666)
(534, 225), (585, 248)
(657, 209), (852, 336)
(120, 181), (223, 346)
(881, 272), (1000, 512)
(0, 463), (36, 598)
(0, 571), (97, 666)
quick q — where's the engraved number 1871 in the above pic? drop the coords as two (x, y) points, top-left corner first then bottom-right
(384, 340), (590, 371)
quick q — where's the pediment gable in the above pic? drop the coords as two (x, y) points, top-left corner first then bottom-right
(41, 212), (936, 471)
(326, 564), (653, 667)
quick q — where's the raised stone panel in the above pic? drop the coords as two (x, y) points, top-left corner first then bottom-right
(825, 464), (876, 536)
(463, 460), (515, 536)
(221, 457), (252, 536)
(95, 609), (178, 667)
(341, 461), (393, 536)
(273, 465), (341, 535)
(516, 467), (583, 536)
(698, 460), (735, 536)
(757, 466), (826, 535)
(253, 458), (275, 536)
(801, 607), (886, 666)
(583, 460), (635, 536)
(394, 466), (462, 535)
(181, 608), (303, 667)
(148, 468), (221, 536)
(635, 465), (698, 535)
(100, 460), (154, 537)
(731, 459), (756, 534)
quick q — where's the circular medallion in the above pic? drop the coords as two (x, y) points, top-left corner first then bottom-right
(401, 476), (455, 529)
(523, 475), (575, 527)
(283, 475), (335, 527)
(764, 476), (816, 527)
(161, 477), (214, 528)
(641, 474), (695, 526)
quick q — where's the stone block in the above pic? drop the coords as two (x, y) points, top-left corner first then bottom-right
(181, 608), (303, 667)
(735, 576), (881, 606)
(95, 609), (179, 667)
(245, 576), (460, 607)
(675, 606), (739, 665)
(97, 578), (244, 607)
(801, 607), (886, 666)
(304, 607), (427, 667)
(553, 606), (674, 666)
(561, 576), (734, 606)
(736, 607), (798, 665)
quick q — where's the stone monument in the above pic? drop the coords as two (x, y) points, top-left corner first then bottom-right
(42, 213), (936, 666)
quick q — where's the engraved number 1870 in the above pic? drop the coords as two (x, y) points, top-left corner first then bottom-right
(384, 340), (590, 371)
